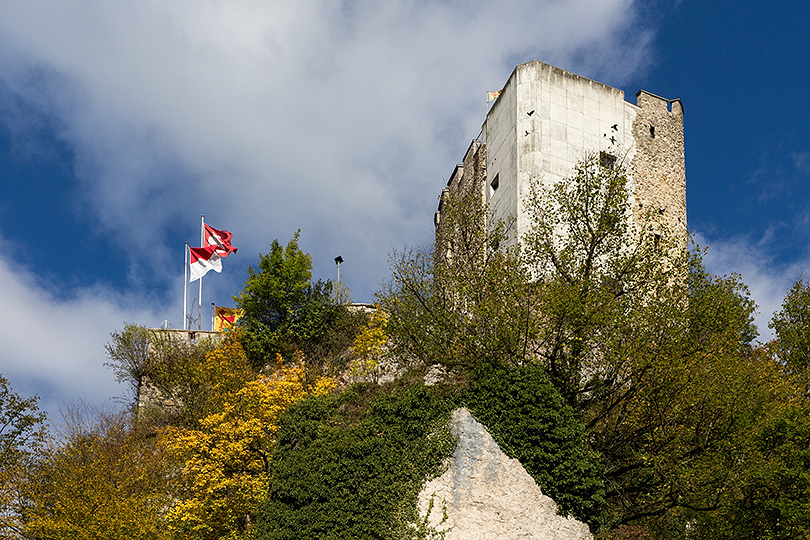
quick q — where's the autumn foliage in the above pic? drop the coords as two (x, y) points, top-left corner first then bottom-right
(5, 161), (810, 539)
(160, 345), (335, 540)
(13, 332), (336, 540)
(18, 413), (173, 540)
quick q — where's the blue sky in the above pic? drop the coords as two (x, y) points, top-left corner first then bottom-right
(1, 0), (808, 424)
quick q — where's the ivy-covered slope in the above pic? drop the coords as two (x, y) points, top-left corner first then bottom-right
(255, 364), (605, 539)
(255, 381), (458, 540)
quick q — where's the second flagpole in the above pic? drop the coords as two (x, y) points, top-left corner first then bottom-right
(199, 214), (205, 330)
(183, 242), (189, 330)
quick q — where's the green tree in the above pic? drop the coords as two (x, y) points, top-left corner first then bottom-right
(686, 281), (810, 539)
(769, 277), (810, 381)
(104, 323), (151, 400)
(687, 398), (810, 540)
(379, 188), (536, 372)
(104, 322), (226, 427)
(235, 231), (362, 373)
(514, 154), (785, 532)
(0, 375), (46, 537)
(522, 152), (685, 407)
(105, 324), (220, 427)
(380, 152), (782, 535)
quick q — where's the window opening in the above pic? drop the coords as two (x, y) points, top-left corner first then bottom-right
(490, 173), (500, 193)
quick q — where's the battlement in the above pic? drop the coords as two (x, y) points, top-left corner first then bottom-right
(635, 89), (683, 116)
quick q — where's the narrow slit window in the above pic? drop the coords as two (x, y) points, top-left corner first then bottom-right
(650, 125), (656, 138)
(490, 173), (500, 193)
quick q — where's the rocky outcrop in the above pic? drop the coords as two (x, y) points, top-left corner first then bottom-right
(417, 408), (592, 540)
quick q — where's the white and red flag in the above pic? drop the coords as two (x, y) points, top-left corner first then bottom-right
(189, 245), (222, 282)
(204, 223), (238, 258)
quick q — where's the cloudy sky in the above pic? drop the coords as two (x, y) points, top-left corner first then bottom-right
(1, 1), (809, 424)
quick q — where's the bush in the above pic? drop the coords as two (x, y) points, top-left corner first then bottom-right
(465, 363), (607, 529)
(255, 382), (457, 540)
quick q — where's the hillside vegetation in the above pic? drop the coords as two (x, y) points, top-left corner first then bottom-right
(1, 155), (809, 539)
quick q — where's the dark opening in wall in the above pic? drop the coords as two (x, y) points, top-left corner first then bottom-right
(599, 151), (616, 169)
(490, 173), (500, 193)
(650, 125), (655, 138)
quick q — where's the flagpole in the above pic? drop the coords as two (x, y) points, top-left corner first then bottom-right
(183, 242), (189, 330)
(198, 214), (204, 330)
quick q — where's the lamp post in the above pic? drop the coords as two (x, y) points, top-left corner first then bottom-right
(334, 255), (343, 285)
(334, 256), (343, 304)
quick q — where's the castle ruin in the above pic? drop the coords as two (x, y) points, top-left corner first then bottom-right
(436, 60), (686, 249)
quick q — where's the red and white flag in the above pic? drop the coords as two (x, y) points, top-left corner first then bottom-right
(204, 224), (238, 258)
(189, 245), (222, 282)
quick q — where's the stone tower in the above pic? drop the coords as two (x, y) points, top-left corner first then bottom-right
(436, 60), (686, 248)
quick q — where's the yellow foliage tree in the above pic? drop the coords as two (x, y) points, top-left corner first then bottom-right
(19, 413), (173, 540)
(350, 307), (388, 382)
(194, 335), (256, 412)
(160, 348), (335, 540)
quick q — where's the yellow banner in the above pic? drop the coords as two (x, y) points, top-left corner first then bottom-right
(214, 306), (243, 332)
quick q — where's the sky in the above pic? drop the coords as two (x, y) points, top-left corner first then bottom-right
(1, 0), (809, 425)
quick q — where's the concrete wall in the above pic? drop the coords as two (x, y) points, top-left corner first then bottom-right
(484, 60), (640, 244)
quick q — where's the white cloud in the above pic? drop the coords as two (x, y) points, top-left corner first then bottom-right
(0, 0), (654, 299)
(0, 255), (169, 427)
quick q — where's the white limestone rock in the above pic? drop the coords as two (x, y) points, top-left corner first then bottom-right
(417, 408), (593, 540)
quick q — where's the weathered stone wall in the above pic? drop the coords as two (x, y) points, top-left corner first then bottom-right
(435, 139), (487, 232)
(148, 328), (222, 349)
(631, 91), (687, 247)
(136, 375), (182, 417)
(434, 139), (489, 265)
(135, 329), (223, 416)
(457, 139), (487, 201)
(418, 408), (593, 540)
